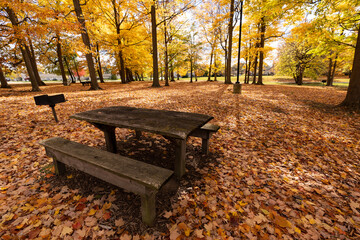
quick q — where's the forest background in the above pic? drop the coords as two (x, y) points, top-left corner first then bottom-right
(0, 0), (359, 102)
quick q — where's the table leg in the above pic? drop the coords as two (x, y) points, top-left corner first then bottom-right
(93, 124), (117, 153)
(174, 139), (186, 179)
(104, 127), (117, 153)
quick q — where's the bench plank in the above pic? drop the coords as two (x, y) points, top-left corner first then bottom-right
(40, 137), (174, 226)
(41, 137), (173, 190)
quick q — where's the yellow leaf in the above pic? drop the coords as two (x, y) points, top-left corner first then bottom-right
(88, 208), (97, 216)
(261, 209), (269, 215)
(67, 174), (73, 179)
(73, 195), (81, 201)
(102, 202), (111, 210)
(294, 227), (301, 233)
(308, 218), (315, 224)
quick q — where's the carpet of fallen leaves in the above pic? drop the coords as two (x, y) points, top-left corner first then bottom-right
(0, 81), (359, 239)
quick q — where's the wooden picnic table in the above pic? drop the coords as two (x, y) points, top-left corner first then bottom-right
(70, 106), (213, 178)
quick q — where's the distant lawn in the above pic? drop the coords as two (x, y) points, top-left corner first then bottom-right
(185, 75), (349, 88)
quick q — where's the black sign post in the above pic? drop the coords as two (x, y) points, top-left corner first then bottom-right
(34, 94), (66, 122)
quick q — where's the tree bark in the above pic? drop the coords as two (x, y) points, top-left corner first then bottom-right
(341, 27), (360, 108)
(208, 47), (214, 81)
(326, 58), (333, 86)
(252, 51), (258, 84)
(225, 0), (235, 84)
(72, 0), (100, 90)
(151, 4), (160, 87)
(64, 57), (75, 83)
(28, 38), (46, 86)
(244, 54), (248, 84)
(190, 57), (193, 83)
(0, 65), (10, 88)
(96, 43), (104, 83)
(164, 18), (169, 86)
(56, 35), (68, 86)
(5, 7), (40, 91)
(257, 17), (265, 85)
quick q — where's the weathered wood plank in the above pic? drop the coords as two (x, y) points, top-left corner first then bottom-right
(40, 137), (173, 190)
(70, 106), (213, 140)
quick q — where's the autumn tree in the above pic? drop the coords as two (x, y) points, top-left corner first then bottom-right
(72, 0), (100, 90)
(342, 26), (360, 108)
(0, 1), (43, 91)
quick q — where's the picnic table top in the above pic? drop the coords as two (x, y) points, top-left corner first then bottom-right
(70, 106), (213, 139)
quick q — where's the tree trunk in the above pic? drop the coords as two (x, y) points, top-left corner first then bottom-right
(341, 27), (360, 108)
(56, 35), (68, 86)
(5, 7), (40, 91)
(331, 55), (338, 85)
(190, 57), (193, 83)
(208, 47), (214, 81)
(225, 0), (235, 84)
(0, 65), (10, 88)
(64, 57), (75, 83)
(164, 20), (169, 86)
(28, 38), (46, 86)
(252, 51), (258, 84)
(73, 58), (80, 81)
(326, 58), (333, 86)
(170, 67), (175, 82)
(244, 54), (248, 84)
(151, 4), (160, 87)
(257, 17), (265, 85)
(72, 0), (100, 90)
(96, 43), (104, 83)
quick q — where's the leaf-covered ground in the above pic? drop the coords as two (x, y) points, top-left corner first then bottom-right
(0, 81), (359, 239)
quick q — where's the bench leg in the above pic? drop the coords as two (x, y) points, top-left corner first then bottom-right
(53, 158), (66, 175)
(202, 138), (209, 155)
(141, 191), (156, 226)
(135, 130), (142, 139)
(175, 139), (186, 179)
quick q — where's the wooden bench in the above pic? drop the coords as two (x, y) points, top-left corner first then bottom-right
(80, 80), (91, 86)
(189, 123), (220, 154)
(40, 137), (173, 226)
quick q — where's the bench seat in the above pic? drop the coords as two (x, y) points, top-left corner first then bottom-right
(189, 123), (220, 154)
(40, 137), (173, 226)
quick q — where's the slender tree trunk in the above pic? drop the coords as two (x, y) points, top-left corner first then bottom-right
(257, 17), (265, 85)
(341, 27), (360, 108)
(331, 55), (338, 85)
(28, 38), (46, 86)
(244, 54), (248, 84)
(164, 19), (169, 86)
(208, 47), (214, 81)
(326, 58), (333, 86)
(5, 8), (40, 91)
(56, 35), (68, 86)
(151, 4), (160, 87)
(73, 58), (80, 81)
(252, 51), (258, 84)
(0, 65), (10, 88)
(224, 41), (228, 83)
(64, 57), (75, 83)
(170, 67), (175, 82)
(190, 57), (193, 83)
(225, 0), (235, 84)
(72, 0), (100, 90)
(96, 43), (104, 83)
